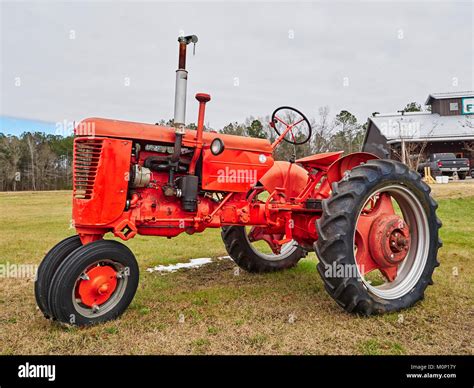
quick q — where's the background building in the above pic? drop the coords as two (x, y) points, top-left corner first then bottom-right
(362, 91), (474, 169)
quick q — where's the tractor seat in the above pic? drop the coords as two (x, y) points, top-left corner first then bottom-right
(296, 151), (343, 171)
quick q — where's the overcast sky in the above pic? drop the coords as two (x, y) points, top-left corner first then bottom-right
(1, 0), (473, 134)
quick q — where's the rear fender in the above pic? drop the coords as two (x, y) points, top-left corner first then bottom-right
(326, 152), (379, 186)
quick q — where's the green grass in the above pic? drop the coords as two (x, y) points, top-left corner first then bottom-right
(0, 188), (472, 355)
(358, 339), (406, 355)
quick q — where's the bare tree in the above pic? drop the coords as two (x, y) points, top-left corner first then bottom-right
(26, 134), (37, 190)
(392, 140), (429, 171)
(462, 141), (474, 153)
(0, 135), (22, 191)
(311, 106), (334, 154)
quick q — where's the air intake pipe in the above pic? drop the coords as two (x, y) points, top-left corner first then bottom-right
(167, 35), (199, 205)
(170, 34), (198, 176)
(173, 34), (198, 134)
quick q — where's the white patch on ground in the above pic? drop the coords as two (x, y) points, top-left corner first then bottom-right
(146, 256), (232, 274)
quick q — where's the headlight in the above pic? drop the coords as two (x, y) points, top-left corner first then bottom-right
(210, 138), (225, 155)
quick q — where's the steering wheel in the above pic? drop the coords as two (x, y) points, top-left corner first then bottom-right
(270, 106), (312, 145)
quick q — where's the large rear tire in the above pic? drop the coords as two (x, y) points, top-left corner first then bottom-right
(221, 226), (307, 273)
(315, 159), (442, 315)
(35, 235), (82, 319)
(47, 240), (139, 326)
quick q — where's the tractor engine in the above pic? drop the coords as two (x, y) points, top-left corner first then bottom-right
(129, 142), (199, 212)
(125, 139), (213, 237)
(72, 116), (275, 243)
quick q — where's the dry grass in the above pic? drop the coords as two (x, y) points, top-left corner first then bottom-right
(0, 184), (472, 355)
(429, 178), (474, 199)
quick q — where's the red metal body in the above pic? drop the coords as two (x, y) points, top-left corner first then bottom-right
(72, 114), (381, 255)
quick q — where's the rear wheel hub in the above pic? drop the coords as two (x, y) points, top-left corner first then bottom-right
(369, 214), (411, 268)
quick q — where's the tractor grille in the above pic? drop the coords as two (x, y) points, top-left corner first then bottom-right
(73, 139), (104, 199)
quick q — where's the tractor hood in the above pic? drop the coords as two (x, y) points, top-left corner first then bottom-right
(75, 117), (273, 153)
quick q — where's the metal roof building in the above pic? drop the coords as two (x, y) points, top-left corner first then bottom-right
(362, 91), (474, 166)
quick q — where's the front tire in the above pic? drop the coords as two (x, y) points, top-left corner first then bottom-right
(47, 240), (139, 326)
(315, 159), (442, 315)
(35, 235), (82, 319)
(221, 226), (307, 273)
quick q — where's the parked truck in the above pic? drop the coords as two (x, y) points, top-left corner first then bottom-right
(419, 153), (470, 180)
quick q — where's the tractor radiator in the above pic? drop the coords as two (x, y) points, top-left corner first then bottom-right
(73, 139), (104, 200)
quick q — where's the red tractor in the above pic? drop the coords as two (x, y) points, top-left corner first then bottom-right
(35, 35), (441, 326)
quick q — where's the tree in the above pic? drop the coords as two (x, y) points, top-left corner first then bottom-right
(311, 106), (333, 154)
(246, 119), (266, 139)
(155, 118), (174, 127)
(462, 140), (474, 165)
(221, 122), (246, 136)
(402, 102), (422, 112)
(0, 135), (22, 191)
(25, 133), (37, 190)
(392, 141), (429, 171)
(332, 110), (362, 154)
(0, 132), (74, 191)
(463, 141), (474, 152)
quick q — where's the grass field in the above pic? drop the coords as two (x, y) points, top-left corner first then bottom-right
(0, 183), (473, 355)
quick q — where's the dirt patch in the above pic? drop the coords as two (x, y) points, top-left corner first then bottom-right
(429, 178), (474, 199)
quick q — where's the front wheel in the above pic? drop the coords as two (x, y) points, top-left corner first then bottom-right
(315, 159), (442, 315)
(35, 235), (82, 319)
(47, 240), (139, 326)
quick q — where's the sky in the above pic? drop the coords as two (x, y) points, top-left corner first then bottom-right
(0, 0), (473, 136)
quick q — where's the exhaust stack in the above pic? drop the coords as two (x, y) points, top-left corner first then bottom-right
(174, 35), (198, 133)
